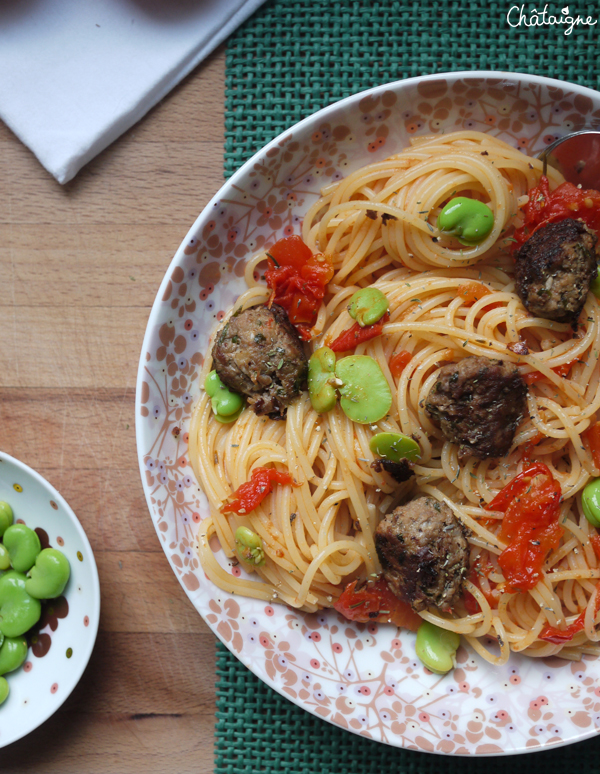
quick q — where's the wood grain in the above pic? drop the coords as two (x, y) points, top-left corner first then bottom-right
(0, 45), (225, 773)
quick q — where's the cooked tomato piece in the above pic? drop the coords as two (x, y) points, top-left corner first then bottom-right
(329, 313), (389, 352)
(389, 350), (412, 379)
(585, 423), (600, 471)
(498, 521), (563, 592)
(456, 281), (492, 305)
(520, 432), (544, 465)
(333, 577), (422, 631)
(486, 463), (562, 592)
(463, 562), (502, 614)
(590, 534), (600, 559)
(268, 234), (313, 271)
(463, 589), (480, 615)
(265, 236), (334, 340)
(486, 462), (548, 512)
(540, 613), (585, 645)
(221, 467), (294, 515)
(539, 614), (587, 644)
(512, 175), (600, 252)
(542, 540), (600, 643)
(539, 581), (600, 644)
(523, 359), (577, 385)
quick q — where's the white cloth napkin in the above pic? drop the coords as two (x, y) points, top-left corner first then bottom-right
(0, 0), (267, 184)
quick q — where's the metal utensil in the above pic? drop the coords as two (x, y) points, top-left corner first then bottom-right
(540, 129), (600, 189)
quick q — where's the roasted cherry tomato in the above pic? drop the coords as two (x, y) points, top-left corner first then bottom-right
(389, 350), (412, 379)
(540, 498), (600, 645)
(333, 577), (422, 631)
(486, 463), (563, 592)
(221, 467), (294, 515)
(523, 359), (577, 386)
(463, 561), (501, 614)
(539, 580), (600, 644)
(539, 612), (587, 644)
(328, 313), (389, 352)
(456, 281), (492, 305)
(590, 534), (600, 560)
(512, 175), (600, 253)
(586, 423), (600, 471)
(520, 432), (544, 465)
(265, 236), (334, 340)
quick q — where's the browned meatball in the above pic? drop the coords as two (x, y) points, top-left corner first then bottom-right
(425, 356), (527, 462)
(514, 218), (597, 324)
(211, 304), (308, 417)
(375, 496), (469, 612)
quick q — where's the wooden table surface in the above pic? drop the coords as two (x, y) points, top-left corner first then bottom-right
(1, 46), (226, 774)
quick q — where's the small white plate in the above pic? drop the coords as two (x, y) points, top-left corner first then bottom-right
(0, 452), (100, 749)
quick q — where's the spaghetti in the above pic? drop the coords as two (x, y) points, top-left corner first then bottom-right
(189, 131), (600, 664)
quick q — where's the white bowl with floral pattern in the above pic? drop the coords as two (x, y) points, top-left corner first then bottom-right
(0, 453), (100, 749)
(136, 72), (600, 755)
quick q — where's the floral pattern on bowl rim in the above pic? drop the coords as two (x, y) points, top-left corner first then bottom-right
(135, 72), (600, 756)
(0, 453), (100, 749)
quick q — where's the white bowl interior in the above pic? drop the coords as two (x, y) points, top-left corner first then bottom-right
(0, 453), (100, 749)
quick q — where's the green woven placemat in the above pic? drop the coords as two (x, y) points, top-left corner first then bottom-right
(224, 0), (600, 179)
(217, 1), (600, 771)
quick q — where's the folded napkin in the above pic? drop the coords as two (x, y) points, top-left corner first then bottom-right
(0, 0), (267, 184)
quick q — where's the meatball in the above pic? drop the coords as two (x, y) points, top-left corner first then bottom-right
(370, 458), (414, 483)
(211, 304), (308, 417)
(425, 356), (527, 462)
(514, 218), (597, 324)
(375, 496), (469, 612)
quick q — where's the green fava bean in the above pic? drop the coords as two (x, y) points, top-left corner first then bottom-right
(0, 634), (28, 676)
(234, 526), (265, 567)
(348, 287), (389, 327)
(370, 432), (421, 463)
(0, 501), (14, 538)
(335, 355), (392, 424)
(0, 570), (42, 638)
(2, 524), (41, 573)
(437, 197), (494, 245)
(590, 266), (600, 299)
(415, 621), (461, 674)
(0, 676), (8, 705)
(0, 545), (10, 572)
(582, 478), (600, 528)
(205, 371), (244, 423)
(25, 548), (71, 600)
(308, 347), (337, 413)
